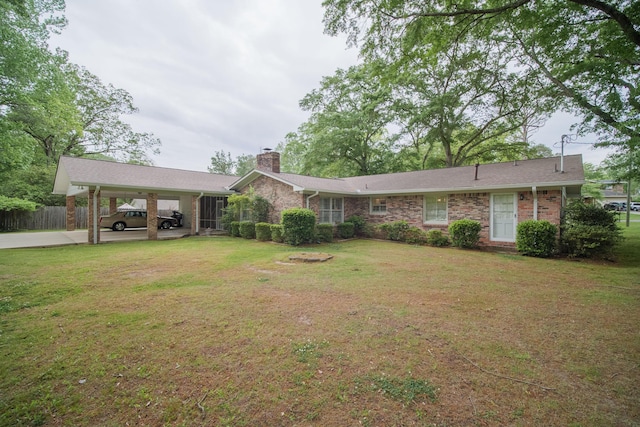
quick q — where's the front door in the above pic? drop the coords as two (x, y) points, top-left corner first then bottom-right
(491, 193), (516, 242)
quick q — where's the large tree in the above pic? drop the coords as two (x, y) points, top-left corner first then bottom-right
(322, 0), (639, 154)
(289, 63), (396, 176)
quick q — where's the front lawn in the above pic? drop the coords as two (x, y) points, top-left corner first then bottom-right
(1, 224), (638, 426)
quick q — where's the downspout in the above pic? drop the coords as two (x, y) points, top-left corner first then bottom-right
(532, 186), (538, 221)
(195, 192), (203, 235)
(306, 191), (319, 209)
(93, 186), (100, 245)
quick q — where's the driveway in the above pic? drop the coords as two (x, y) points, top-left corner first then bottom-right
(0, 228), (190, 249)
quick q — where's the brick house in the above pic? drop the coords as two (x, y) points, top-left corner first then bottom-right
(53, 152), (584, 247)
(229, 151), (584, 248)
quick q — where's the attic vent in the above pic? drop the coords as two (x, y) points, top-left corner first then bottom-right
(474, 163), (479, 180)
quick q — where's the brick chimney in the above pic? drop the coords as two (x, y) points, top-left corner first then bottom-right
(256, 149), (280, 173)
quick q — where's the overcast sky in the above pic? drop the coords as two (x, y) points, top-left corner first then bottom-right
(52, 0), (610, 172)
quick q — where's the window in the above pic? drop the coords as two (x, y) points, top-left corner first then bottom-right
(370, 197), (387, 214)
(319, 197), (343, 224)
(424, 195), (447, 223)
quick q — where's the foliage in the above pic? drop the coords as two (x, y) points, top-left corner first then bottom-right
(426, 229), (450, 247)
(345, 215), (366, 236)
(255, 222), (272, 241)
(239, 221), (255, 239)
(270, 224), (284, 243)
(581, 162), (607, 199)
(230, 221), (240, 237)
(516, 220), (558, 258)
(316, 223), (334, 243)
(561, 202), (623, 258)
(0, 195), (38, 212)
(405, 226), (427, 245)
(281, 208), (316, 246)
(208, 150), (256, 176)
(448, 219), (482, 249)
(379, 220), (410, 241)
(337, 221), (355, 239)
(250, 195), (271, 223)
(221, 189), (271, 229)
(322, 0), (640, 159)
(0, 164), (65, 205)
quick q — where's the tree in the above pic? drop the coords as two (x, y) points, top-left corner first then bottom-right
(208, 150), (256, 176)
(289, 63), (396, 177)
(322, 0), (639, 158)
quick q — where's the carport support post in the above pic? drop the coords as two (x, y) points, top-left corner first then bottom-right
(66, 196), (76, 231)
(147, 193), (158, 241)
(109, 198), (117, 214)
(88, 189), (100, 244)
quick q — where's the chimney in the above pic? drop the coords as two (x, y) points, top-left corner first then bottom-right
(256, 148), (280, 173)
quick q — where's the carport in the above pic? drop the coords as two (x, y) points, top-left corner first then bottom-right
(53, 157), (238, 244)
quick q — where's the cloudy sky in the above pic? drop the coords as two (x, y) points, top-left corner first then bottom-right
(52, 0), (610, 172)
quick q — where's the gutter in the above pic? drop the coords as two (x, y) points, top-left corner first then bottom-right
(195, 192), (203, 234)
(306, 191), (319, 209)
(93, 186), (100, 244)
(532, 186), (538, 220)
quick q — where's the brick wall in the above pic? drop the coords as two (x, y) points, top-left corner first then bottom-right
(244, 175), (305, 223)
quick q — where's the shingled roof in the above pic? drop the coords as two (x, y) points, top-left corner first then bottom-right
(229, 155), (585, 195)
(53, 156), (237, 198)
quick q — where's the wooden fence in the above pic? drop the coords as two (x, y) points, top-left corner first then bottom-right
(0, 207), (179, 231)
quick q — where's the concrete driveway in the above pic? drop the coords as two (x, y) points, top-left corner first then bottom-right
(0, 228), (190, 249)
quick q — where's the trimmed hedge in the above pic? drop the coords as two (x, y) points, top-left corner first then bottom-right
(561, 201), (622, 258)
(239, 221), (255, 239)
(405, 226), (427, 245)
(337, 222), (355, 239)
(316, 223), (334, 242)
(345, 215), (365, 236)
(270, 224), (284, 243)
(255, 222), (272, 241)
(426, 229), (449, 247)
(448, 219), (481, 248)
(230, 221), (241, 237)
(379, 220), (410, 241)
(516, 220), (557, 257)
(281, 208), (316, 246)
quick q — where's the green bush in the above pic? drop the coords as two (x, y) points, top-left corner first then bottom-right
(379, 220), (410, 241)
(239, 221), (255, 239)
(426, 229), (450, 247)
(316, 223), (334, 242)
(561, 202), (622, 258)
(345, 215), (365, 236)
(516, 220), (557, 257)
(255, 222), (272, 241)
(281, 208), (316, 246)
(270, 224), (284, 243)
(230, 221), (241, 237)
(405, 226), (427, 245)
(448, 219), (482, 248)
(337, 222), (355, 239)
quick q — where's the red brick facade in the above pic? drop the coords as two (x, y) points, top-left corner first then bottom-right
(245, 175), (306, 223)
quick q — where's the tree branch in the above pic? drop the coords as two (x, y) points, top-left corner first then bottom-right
(568, 0), (640, 48)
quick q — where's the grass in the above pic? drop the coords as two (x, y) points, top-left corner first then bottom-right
(0, 223), (639, 426)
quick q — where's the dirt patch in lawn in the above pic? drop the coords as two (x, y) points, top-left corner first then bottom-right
(288, 252), (333, 262)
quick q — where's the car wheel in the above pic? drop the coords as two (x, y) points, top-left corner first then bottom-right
(112, 222), (126, 231)
(160, 220), (172, 229)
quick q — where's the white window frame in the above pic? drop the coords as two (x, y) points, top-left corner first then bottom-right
(319, 197), (343, 224)
(490, 193), (517, 242)
(370, 197), (387, 215)
(423, 194), (448, 224)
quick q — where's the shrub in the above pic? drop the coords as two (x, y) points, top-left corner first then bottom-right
(345, 215), (366, 236)
(239, 221), (255, 239)
(561, 201), (622, 258)
(281, 208), (316, 246)
(379, 220), (410, 241)
(337, 222), (355, 239)
(250, 195), (271, 223)
(230, 221), (240, 237)
(448, 219), (481, 248)
(516, 220), (557, 257)
(255, 222), (272, 241)
(405, 226), (427, 245)
(270, 224), (284, 243)
(426, 229), (449, 247)
(316, 223), (334, 242)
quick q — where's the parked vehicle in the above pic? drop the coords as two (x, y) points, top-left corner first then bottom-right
(171, 211), (184, 227)
(604, 202), (626, 211)
(631, 202), (640, 211)
(99, 210), (178, 231)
